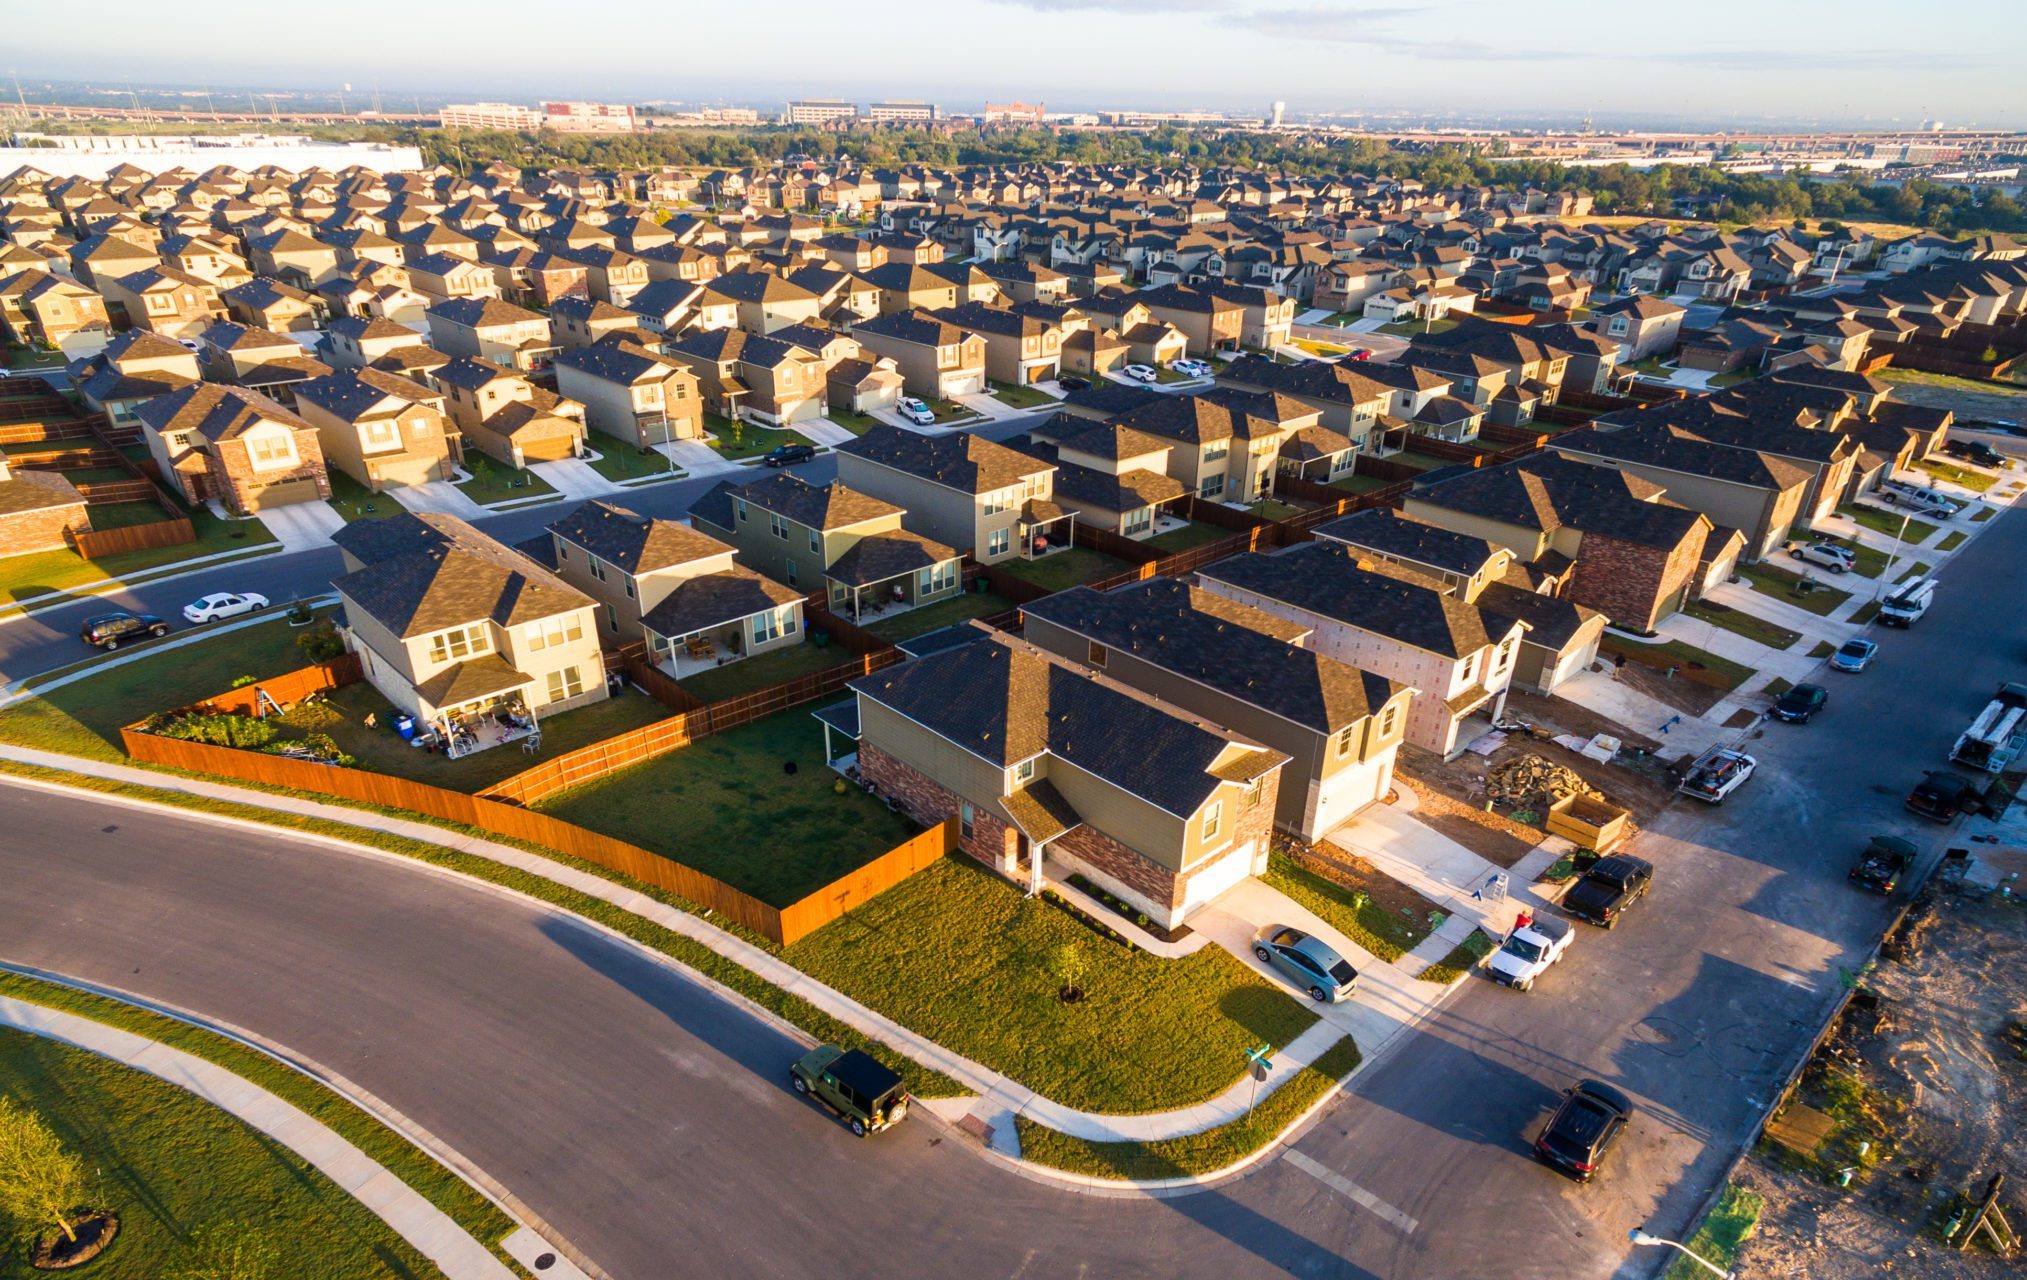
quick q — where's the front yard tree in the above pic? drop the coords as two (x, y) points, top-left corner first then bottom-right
(0, 1097), (91, 1244)
(1048, 941), (1088, 1002)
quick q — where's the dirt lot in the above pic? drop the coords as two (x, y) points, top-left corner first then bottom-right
(1879, 378), (2027, 427)
(1275, 827), (1446, 925)
(1736, 879), (2027, 1278)
(1395, 691), (1679, 869)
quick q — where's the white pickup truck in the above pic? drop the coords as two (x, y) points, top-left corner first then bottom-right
(1677, 746), (1757, 804)
(1487, 914), (1574, 992)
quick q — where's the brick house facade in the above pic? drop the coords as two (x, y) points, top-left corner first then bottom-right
(1568, 526), (1707, 634)
(0, 461), (91, 558)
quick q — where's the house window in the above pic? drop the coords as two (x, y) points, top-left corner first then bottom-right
(735, 498), (748, 522)
(588, 557), (607, 582)
(1201, 800), (1222, 843)
(1087, 641), (1107, 668)
(1123, 506), (1152, 536)
(752, 608), (793, 645)
(770, 513), (788, 540)
(919, 561), (957, 595)
(987, 527), (1010, 557)
(426, 623), (490, 664)
(960, 803), (975, 839)
(1461, 653), (1479, 683)
(784, 559), (798, 586)
(525, 615), (584, 652)
(361, 418), (400, 450)
(1014, 758), (1035, 783)
(1245, 777), (1264, 808)
(545, 665), (585, 702)
(605, 604), (619, 632)
(624, 578), (636, 600)
(246, 433), (298, 471)
(1334, 725), (1357, 759)
(1493, 640), (1514, 676)
(1380, 705), (1399, 738)
(808, 528), (821, 553)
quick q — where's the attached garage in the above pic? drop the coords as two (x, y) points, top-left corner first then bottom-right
(1178, 838), (1258, 916)
(240, 477), (325, 511)
(369, 452), (450, 490)
(517, 432), (579, 462)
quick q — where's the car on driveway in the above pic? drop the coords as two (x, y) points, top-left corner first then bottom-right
(762, 443), (816, 468)
(1122, 363), (1158, 383)
(1056, 375), (1090, 392)
(1906, 771), (1982, 823)
(1562, 854), (1653, 929)
(1168, 358), (1212, 378)
(1849, 835), (1916, 894)
(78, 611), (169, 649)
(1534, 1080), (1634, 1182)
(1770, 682), (1828, 723)
(1789, 540), (1856, 573)
(897, 397), (936, 426)
(1251, 925), (1358, 1003)
(1486, 913), (1573, 992)
(1829, 638), (1877, 673)
(789, 1044), (908, 1137)
(1944, 439), (2006, 468)
(182, 591), (269, 624)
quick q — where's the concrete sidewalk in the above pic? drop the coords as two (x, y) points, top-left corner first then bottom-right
(390, 479), (488, 519)
(0, 994), (518, 1280)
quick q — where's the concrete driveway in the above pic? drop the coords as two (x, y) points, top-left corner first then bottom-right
(252, 499), (346, 552)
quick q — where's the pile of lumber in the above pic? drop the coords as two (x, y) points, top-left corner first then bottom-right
(1487, 754), (1603, 809)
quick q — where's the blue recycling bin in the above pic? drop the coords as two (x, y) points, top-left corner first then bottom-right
(393, 713), (417, 741)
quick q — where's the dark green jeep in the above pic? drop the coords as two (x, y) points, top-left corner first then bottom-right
(789, 1045), (909, 1137)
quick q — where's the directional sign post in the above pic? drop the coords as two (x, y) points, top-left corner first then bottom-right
(1243, 1043), (1275, 1130)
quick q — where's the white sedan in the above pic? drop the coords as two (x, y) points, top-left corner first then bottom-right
(1168, 358), (1212, 378)
(1122, 363), (1159, 383)
(183, 591), (270, 623)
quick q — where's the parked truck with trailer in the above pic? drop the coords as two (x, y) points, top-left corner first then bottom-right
(1951, 683), (2027, 773)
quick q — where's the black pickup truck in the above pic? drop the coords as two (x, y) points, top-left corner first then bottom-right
(1562, 854), (1654, 929)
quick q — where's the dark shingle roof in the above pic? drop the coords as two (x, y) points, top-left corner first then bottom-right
(639, 568), (801, 638)
(689, 472), (902, 532)
(825, 530), (959, 587)
(838, 424), (1053, 493)
(135, 383), (315, 442)
(1312, 509), (1502, 577)
(330, 512), (590, 639)
(546, 499), (733, 575)
(1198, 542), (1513, 659)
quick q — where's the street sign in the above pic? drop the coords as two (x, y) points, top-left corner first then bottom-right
(1243, 1043), (1275, 1073)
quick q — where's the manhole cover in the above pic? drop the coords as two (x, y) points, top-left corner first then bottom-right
(1636, 1017), (1694, 1056)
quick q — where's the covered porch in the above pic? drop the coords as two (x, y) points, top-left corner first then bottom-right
(413, 655), (542, 759)
(814, 698), (862, 777)
(1017, 499), (1077, 559)
(1276, 424), (1359, 483)
(643, 568), (806, 679)
(824, 532), (963, 623)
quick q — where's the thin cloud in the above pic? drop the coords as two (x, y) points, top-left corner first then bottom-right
(987, 0), (1231, 11)
(1655, 48), (1990, 71)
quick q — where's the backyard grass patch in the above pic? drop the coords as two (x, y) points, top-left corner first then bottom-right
(1735, 561), (1849, 616)
(863, 590), (1014, 641)
(1936, 530), (1967, 552)
(0, 761), (967, 1100)
(1415, 930), (1495, 984)
(995, 547), (1137, 593)
(0, 505), (276, 606)
(1912, 457), (1999, 493)
(1879, 367), (2027, 396)
(1839, 503), (1938, 543)
(785, 858), (1319, 1114)
(988, 379), (1055, 409)
(535, 709), (919, 906)
(1013, 1036), (1361, 1179)
(0, 609), (334, 762)
(1683, 599), (1802, 651)
(0, 1022), (451, 1279)
(1327, 474), (1392, 494)
(1260, 854), (1430, 962)
(1663, 1182), (1764, 1280)
(1143, 522), (1234, 555)
(80, 499), (176, 530)
(675, 639), (854, 703)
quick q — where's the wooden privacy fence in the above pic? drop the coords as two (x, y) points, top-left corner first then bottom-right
(775, 820), (955, 942)
(1073, 520), (1165, 565)
(72, 515), (197, 559)
(74, 479), (160, 504)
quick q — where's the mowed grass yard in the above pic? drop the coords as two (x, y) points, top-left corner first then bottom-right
(784, 857), (1319, 1114)
(0, 1027), (437, 1280)
(0, 506), (276, 606)
(533, 709), (920, 906)
(0, 610), (333, 762)
(994, 547), (1138, 593)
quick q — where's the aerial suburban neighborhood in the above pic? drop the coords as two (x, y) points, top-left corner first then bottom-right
(0, 9), (2024, 1279)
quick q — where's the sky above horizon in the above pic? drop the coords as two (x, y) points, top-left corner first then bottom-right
(8, 0), (2023, 127)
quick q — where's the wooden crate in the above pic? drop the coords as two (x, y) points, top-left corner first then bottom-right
(1546, 792), (1631, 852)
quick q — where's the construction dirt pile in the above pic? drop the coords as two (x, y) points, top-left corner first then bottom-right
(1485, 754), (1604, 811)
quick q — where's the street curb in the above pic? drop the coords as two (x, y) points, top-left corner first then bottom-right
(0, 543), (286, 624)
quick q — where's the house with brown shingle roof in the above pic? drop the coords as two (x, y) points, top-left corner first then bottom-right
(135, 383), (332, 515)
(835, 424), (1059, 564)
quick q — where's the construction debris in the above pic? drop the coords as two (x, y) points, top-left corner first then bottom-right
(1486, 753), (1604, 810)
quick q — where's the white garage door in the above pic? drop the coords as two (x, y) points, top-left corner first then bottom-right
(1181, 839), (1257, 914)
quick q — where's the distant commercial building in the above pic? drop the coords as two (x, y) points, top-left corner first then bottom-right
(983, 101), (1046, 125)
(1270, 101), (1286, 128)
(440, 102), (543, 130)
(541, 102), (637, 133)
(784, 99), (858, 126)
(865, 101), (939, 123)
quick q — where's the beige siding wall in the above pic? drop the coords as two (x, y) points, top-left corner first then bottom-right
(1401, 499), (1550, 562)
(835, 454), (983, 556)
(858, 697), (1008, 817)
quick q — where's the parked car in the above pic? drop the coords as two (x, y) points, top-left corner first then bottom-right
(1944, 439), (2006, 468)
(762, 443), (816, 468)
(1882, 479), (1964, 517)
(1168, 358), (1212, 378)
(1849, 835), (1916, 894)
(788, 1044), (908, 1137)
(1056, 375), (1091, 392)
(1676, 746), (1756, 803)
(78, 611), (169, 650)
(1251, 925), (1358, 1003)
(1343, 348), (1372, 361)
(1829, 638), (1878, 673)
(1789, 540), (1856, 574)
(1534, 1080), (1634, 1182)
(182, 591), (270, 624)
(1906, 771), (1982, 823)
(1770, 682), (1828, 723)
(897, 397), (936, 426)
(1122, 363), (1159, 383)
(1486, 913), (1573, 992)
(1562, 854), (1654, 929)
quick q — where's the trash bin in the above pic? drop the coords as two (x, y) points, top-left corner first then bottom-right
(812, 630), (831, 649)
(393, 713), (416, 741)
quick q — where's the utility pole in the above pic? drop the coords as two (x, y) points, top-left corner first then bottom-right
(1875, 508), (1912, 600)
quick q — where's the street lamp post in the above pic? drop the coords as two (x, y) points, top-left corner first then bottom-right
(1627, 1228), (1734, 1279)
(1873, 508), (1911, 602)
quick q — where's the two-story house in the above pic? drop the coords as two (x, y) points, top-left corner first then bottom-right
(294, 368), (460, 494)
(846, 310), (986, 400)
(553, 339), (704, 448)
(324, 315), (429, 371)
(426, 297), (557, 373)
(835, 425), (1058, 564)
(433, 357), (588, 467)
(932, 302), (1064, 386)
(663, 328), (827, 426)
(135, 383), (332, 515)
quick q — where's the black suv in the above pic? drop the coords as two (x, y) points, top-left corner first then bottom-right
(1944, 439), (2006, 468)
(78, 612), (169, 650)
(1534, 1079), (1634, 1181)
(1056, 375), (1091, 392)
(1770, 682), (1827, 723)
(1562, 854), (1653, 929)
(1906, 771), (1981, 822)
(762, 443), (817, 468)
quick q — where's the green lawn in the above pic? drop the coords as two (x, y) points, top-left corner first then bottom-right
(1879, 367), (2027, 395)
(1683, 599), (1803, 652)
(1735, 560), (1850, 616)
(1839, 503), (1938, 543)
(534, 709), (920, 906)
(456, 459), (556, 506)
(988, 379), (1056, 409)
(1808, 641), (1836, 659)
(1605, 636), (1756, 691)
(1912, 457), (1999, 493)
(924, 396), (980, 423)
(0, 506), (276, 607)
(1415, 930), (1496, 984)
(1971, 506), (1997, 522)
(703, 411), (804, 461)
(1896, 560), (1933, 584)
(311, 682), (673, 793)
(784, 857), (1321, 1114)
(584, 443), (683, 485)
(863, 590), (1014, 641)
(1850, 601), (1880, 625)
(1328, 474), (1393, 494)
(1014, 1036), (1361, 1179)
(675, 640), (854, 703)
(84, 499), (177, 530)
(1936, 530), (1967, 552)
(1143, 521), (1234, 555)
(825, 408), (882, 436)
(1246, 499), (1304, 520)
(57, 465), (135, 485)
(0, 609), (332, 762)
(1664, 1183), (1764, 1280)
(0, 1026), (440, 1279)
(994, 547), (1137, 593)
(1260, 855), (1431, 962)
(323, 467), (399, 522)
